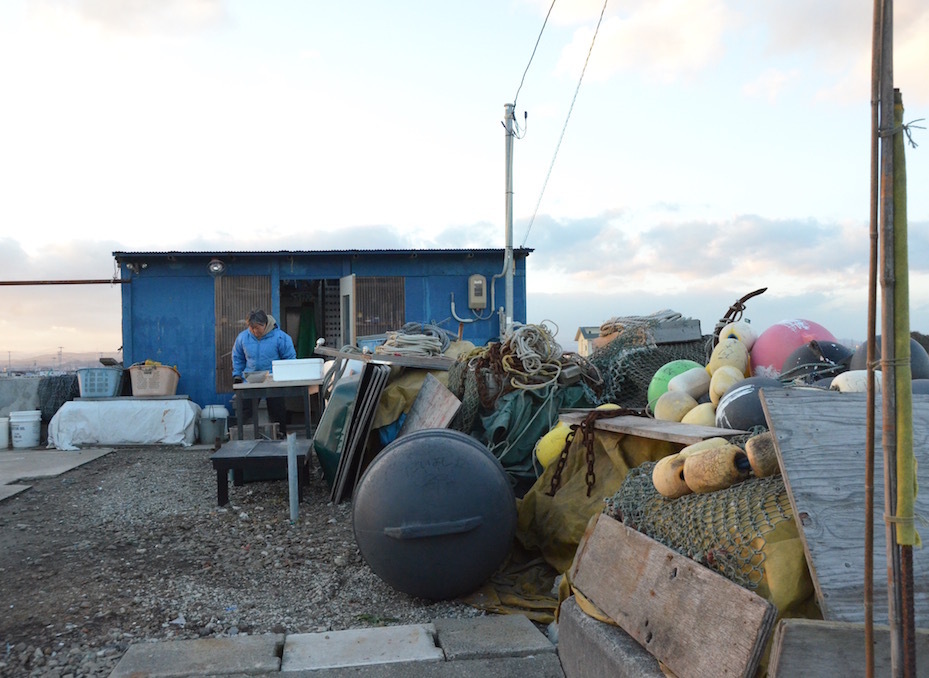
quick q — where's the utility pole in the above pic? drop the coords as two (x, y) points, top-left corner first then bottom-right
(503, 102), (516, 339)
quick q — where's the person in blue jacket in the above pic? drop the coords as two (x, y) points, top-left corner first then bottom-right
(232, 309), (296, 436)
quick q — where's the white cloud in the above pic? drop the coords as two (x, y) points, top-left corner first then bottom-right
(554, 0), (731, 84)
(32, 0), (227, 35)
(742, 68), (798, 103)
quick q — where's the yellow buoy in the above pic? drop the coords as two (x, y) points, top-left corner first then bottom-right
(683, 444), (750, 493)
(534, 421), (571, 469)
(679, 436), (730, 458)
(652, 454), (691, 498)
(718, 320), (758, 351)
(709, 365), (745, 406)
(707, 338), (751, 377)
(668, 367), (711, 400)
(653, 391), (698, 422)
(534, 403), (621, 469)
(745, 431), (780, 477)
(680, 402), (717, 426)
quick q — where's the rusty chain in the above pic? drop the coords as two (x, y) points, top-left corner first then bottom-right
(546, 406), (647, 497)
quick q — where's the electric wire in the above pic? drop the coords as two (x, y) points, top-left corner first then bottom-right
(512, 0), (557, 112)
(521, 0), (609, 248)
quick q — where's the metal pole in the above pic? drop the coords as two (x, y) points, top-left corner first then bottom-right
(503, 102), (516, 338)
(0, 279), (129, 285)
(287, 433), (299, 523)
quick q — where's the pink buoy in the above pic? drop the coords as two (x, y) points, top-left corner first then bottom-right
(750, 319), (837, 378)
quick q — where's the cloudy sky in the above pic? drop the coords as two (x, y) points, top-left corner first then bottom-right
(1, 0), (928, 359)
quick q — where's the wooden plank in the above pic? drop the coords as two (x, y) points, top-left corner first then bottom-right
(768, 618), (929, 677)
(760, 389), (929, 624)
(314, 345), (454, 371)
(570, 513), (777, 678)
(559, 411), (746, 445)
(397, 373), (461, 438)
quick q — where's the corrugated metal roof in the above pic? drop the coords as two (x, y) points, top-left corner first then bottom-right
(113, 248), (533, 259)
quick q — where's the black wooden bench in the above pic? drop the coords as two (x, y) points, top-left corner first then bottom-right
(210, 439), (311, 506)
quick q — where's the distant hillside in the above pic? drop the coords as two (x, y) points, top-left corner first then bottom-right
(6, 351), (123, 373)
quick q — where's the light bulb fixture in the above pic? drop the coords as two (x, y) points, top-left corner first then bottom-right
(126, 262), (146, 274)
(208, 258), (226, 277)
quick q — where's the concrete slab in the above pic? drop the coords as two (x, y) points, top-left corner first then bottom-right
(110, 634), (284, 677)
(433, 614), (555, 660)
(281, 624), (444, 672)
(557, 596), (663, 678)
(281, 653), (565, 677)
(0, 483), (30, 501)
(0, 447), (113, 486)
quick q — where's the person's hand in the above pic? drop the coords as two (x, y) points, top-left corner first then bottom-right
(233, 376), (243, 384)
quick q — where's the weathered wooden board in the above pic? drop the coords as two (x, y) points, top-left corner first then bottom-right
(760, 389), (929, 625)
(397, 373), (461, 438)
(315, 345), (454, 370)
(768, 618), (929, 677)
(570, 513), (777, 678)
(559, 411), (746, 445)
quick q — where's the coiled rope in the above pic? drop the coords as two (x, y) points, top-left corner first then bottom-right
(501, 322), (563, 390)
(375, 322), (456, 357)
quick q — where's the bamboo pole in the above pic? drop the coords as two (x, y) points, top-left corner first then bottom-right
(892, 89), (917, 677)
(864, 1), (883, 674)
(877, 1), (903, 673)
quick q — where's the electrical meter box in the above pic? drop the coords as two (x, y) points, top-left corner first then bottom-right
(468, 274), (487, 310)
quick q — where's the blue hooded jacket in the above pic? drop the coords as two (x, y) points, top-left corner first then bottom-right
(231, 315), (296, 377)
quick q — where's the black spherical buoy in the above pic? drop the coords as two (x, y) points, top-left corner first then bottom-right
(849, 337), (929, 380)
(781, 340), (852, 381)
(716, 377), (784, 431)
(352, 429), (516, 601)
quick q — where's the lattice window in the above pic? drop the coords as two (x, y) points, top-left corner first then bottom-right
(355, 277), (405, 336)
(215, 276), (271, 393)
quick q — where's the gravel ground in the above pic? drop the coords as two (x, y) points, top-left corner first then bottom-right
(0, 445), (482, 677)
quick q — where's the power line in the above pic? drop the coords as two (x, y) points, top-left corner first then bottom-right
(521, 0), (609, 248)
(512, 0), (557, 111)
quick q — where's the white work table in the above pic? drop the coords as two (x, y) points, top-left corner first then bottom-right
(232, 378), (323, 439)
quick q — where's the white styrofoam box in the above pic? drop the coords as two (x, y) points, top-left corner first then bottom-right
(273, 358), (324, 381)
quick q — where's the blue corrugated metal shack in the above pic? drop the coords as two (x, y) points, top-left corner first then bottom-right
(112, 248), (530, 410)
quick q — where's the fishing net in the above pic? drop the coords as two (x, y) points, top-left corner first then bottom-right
(604, 463), (793, 591)
(580, 312), (706, 408)
(38, 375), (80, 422)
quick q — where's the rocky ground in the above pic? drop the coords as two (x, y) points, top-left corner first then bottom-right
(0, 445), (481, 677)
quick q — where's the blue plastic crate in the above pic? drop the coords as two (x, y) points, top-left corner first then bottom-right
(76, 367), (123, 398)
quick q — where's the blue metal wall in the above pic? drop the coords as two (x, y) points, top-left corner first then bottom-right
(118, 250), (528, 409)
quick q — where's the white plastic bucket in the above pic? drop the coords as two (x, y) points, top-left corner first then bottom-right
(10, 410), (41, 449)
(0, 416), (9, 449)
(199, 405), (229, 444)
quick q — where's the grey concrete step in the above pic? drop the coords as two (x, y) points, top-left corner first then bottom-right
(109, 614), (564, 678)
(557, 596), (663, 678)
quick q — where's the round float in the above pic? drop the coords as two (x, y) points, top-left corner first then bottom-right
(353, 429), (516, 601)
(848, 337), (929, 380)
(715, 377), (784, 431)
(750, 319), (837, 378)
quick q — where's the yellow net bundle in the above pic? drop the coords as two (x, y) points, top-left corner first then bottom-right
(605, 463), (816, 616)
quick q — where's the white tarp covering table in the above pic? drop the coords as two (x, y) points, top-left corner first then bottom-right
(48, 399), (202, 451)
